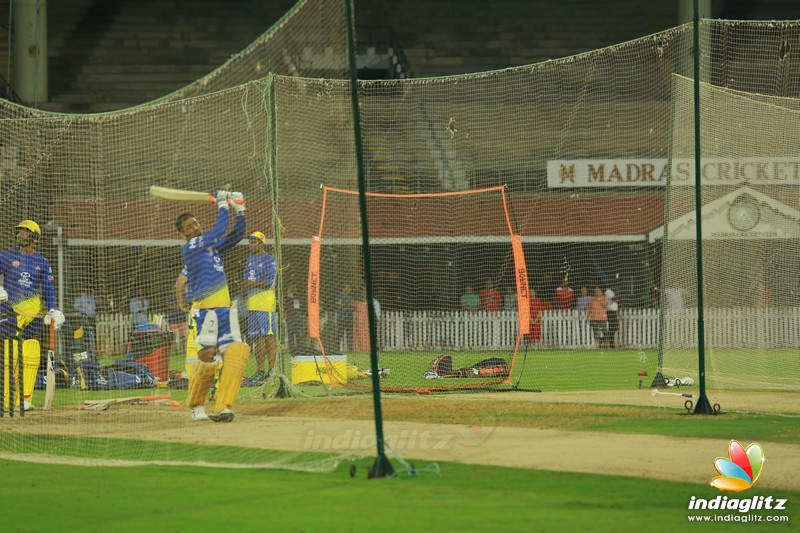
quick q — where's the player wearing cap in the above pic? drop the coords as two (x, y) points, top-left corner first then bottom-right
(242, 231), (277, 385)
(175, 191), (248, 422)
(0, 220), (65, 410)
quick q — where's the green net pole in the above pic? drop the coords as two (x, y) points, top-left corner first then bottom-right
(267, 75), (287, 380)
(691, 0), (714, 414)
(344, 0), (394, 477)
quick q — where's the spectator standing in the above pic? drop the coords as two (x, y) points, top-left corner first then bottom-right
(604, 286), (619, 348)
(130, 289), (150, 326)
(74, 287), (97, 319)
(553, 278), (574, 311)
(525, 287), (544, 350)
(575, 286), (591, 315)
(459, 284), (480, 312)
(588, 286), (608, 349)
(74, 286), (98, 356)
(478, 278), (502, 312)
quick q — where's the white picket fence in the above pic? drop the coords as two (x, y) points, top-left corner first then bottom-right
(90, 307), (800, 354)
(94, 313), (134, 355)
(375, 307), (800, 351)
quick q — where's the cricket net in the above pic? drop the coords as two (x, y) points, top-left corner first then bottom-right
(658, 73), (800, 391)
(306, 185), (529, 392)
(2, 16), (800, 472)
(0, 0), (354, 470)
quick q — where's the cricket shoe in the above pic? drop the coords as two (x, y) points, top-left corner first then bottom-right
(191, 406), (210, 421)
(14, 400), (33, 412)
(208, 408), (234, 423)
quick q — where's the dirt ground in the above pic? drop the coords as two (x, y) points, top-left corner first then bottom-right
(4, 389), (799, 489)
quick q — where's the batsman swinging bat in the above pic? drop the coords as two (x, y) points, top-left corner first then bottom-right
(149, 185), (244, 204)
(44, 322), (56, 410)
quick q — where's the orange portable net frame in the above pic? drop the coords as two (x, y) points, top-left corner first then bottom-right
(307, 185), (530, 392)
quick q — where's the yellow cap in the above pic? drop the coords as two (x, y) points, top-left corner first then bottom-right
(249, 231), (267, 245)
(16, 219), (41, 235)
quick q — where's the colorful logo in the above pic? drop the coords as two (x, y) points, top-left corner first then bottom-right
(710, 440), (764, 492)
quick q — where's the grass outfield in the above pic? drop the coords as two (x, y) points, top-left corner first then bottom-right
(3, 457), (797, 531)
(9, 348), (794, 530)
(74, 348), (797, 413)
(153, 347), (796, 388)
(328, 347), (798, 393)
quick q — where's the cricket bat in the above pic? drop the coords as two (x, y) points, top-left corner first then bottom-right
(149, 185), (214, 203)
(43, 322), (56, 410)
(149, 186), (244, 204)
(81, 393), (172, 411)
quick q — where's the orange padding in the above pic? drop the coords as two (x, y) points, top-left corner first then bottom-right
(512, 234), (530, 335)
(307, 235), (321, 339)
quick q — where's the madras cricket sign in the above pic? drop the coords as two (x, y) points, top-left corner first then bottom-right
(548, 158), (800, 188)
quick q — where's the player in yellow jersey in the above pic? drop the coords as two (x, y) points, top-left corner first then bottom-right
(242, 231), (277, 385)
(0, 220), (65, 410)
(176, 191), (248, 422)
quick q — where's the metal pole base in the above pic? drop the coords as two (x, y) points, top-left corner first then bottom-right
(367, 452), (395, 479)
(649, 370), (669, 388)
(692, 393), (716, 414)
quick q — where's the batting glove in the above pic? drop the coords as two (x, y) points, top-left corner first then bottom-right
(0, 285), (7, 304)
(228, 191), (246, 215)
(213, 189), (230, 209)
(44, 308), (66, 330)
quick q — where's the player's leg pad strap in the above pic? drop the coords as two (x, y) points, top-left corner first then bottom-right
(214, 342), (250, 412)
(187, 359), (217, 407)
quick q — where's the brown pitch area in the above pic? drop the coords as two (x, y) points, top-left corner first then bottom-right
(6, 389), (800, 489)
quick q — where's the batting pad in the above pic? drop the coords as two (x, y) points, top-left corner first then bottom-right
(22, 339), (40, 401)
(186, 359), (217, 407)
(184, 313), (198, 379)
(2, 339), (20, 409)
(214, 342), (250, 412)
